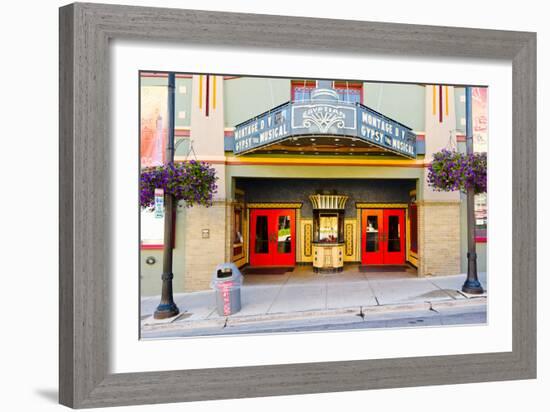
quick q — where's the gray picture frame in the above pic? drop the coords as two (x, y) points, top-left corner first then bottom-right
(59, 2), (536, 408)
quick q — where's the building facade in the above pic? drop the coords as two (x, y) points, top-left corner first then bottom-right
(140, 74), (487, 295)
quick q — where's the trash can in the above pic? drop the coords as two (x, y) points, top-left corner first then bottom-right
(211, 263), (243, 316)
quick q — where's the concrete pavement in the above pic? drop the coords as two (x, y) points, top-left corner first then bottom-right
(141, 266), (487, 338)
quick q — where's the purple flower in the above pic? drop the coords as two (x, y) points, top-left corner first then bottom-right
(140, 161), (218, 209)
(427, 150), (487, 194)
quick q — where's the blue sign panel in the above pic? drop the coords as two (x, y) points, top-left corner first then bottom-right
(356, 105), (416, 157)
(291, 102), (357, 135)
(234, 103), (291, 154)
(233, 100), (416, 158)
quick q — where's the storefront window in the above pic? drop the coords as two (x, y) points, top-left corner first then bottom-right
(233, 191), (245, 259)
(410, 204), (418, 254)
(233, 207), (243, 244)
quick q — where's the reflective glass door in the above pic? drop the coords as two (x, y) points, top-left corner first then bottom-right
(383, 209), (405, 264)
(250, 211), (271, 266)
(273, 210), (295, 266)
(361, 210), (384, 264)
(249, 209), (295, 266)
(361, 209), (405, 265)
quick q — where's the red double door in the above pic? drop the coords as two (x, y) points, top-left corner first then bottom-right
(250, 209), (296, 266)
(361, 209), (406, 265)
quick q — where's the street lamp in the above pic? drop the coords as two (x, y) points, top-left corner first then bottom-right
(154, 72), (180, 319)
(462, 86), (484, 295)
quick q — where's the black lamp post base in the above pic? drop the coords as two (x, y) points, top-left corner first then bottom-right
(462, 279), (484, 295)
(154, 302), (179, 319)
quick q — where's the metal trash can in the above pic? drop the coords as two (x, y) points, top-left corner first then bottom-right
(211, 263), (243, 316)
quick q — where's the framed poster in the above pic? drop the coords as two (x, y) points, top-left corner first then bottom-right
(59, 3), (536, 408)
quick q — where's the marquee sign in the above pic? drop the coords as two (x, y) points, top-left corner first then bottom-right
(357, 105), (416, 157)
(233, 100), (416, 158)
(292, 103), (356, 135)
(233, 103), (291, 153)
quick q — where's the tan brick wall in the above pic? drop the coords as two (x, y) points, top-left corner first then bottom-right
(417, 201), (461, 276)
(182, 201), (227, 292)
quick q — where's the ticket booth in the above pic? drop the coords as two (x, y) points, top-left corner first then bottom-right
(310, 194), (348, 273)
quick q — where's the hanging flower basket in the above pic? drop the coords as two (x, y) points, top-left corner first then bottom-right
(140, 160), (218, 209)
(427, 149), (487, 194)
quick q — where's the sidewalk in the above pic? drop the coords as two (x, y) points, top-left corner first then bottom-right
(141, 267), (487, 338)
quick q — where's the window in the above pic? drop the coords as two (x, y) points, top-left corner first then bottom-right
(233, 191), (245, 259)
(333, 81), (363, 103)
(291, 80), (316, 101)
(291, 80), (363, 103)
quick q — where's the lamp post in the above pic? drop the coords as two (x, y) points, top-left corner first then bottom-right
(462, 86), (484, 295)
(154, 72), (180, 319)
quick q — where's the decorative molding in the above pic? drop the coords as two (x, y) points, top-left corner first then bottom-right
(415, 200), (461, 206)
(304, 223), (312, 257)
(247, 202), (302, 209)
(302, 105), (347, 133)
(355, 203), (408, 209)
(309, 194), (348, 210)
(345, 223), (354, 256)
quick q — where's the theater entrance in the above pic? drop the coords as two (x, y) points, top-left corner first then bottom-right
(361, 209), (406, 265)
(249, 209), (296, 266)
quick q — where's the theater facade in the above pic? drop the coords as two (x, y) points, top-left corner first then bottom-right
(140, 74), (487, 295)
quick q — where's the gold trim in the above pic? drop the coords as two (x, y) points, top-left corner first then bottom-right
(355, 203), (408, 209)
(445, 85), (449, 116)
(198, 75), (203, 109)
(432, 85), (436, 115)
(304, 223), (312, 257)
(345, 223), (354, 256)
(213, 75), (217, 110)
(247, 203), (302, 209)
(225, 155), (426, 167)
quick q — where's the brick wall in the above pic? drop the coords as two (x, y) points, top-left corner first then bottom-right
(182, 201), (227, 292)
(417, 201), (461, 276)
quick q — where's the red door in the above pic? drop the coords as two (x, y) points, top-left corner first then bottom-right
(361, 209), (405, 265)
(250, 209), (296, 266)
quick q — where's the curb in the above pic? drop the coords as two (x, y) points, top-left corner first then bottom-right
(142, 297), (487, 332)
